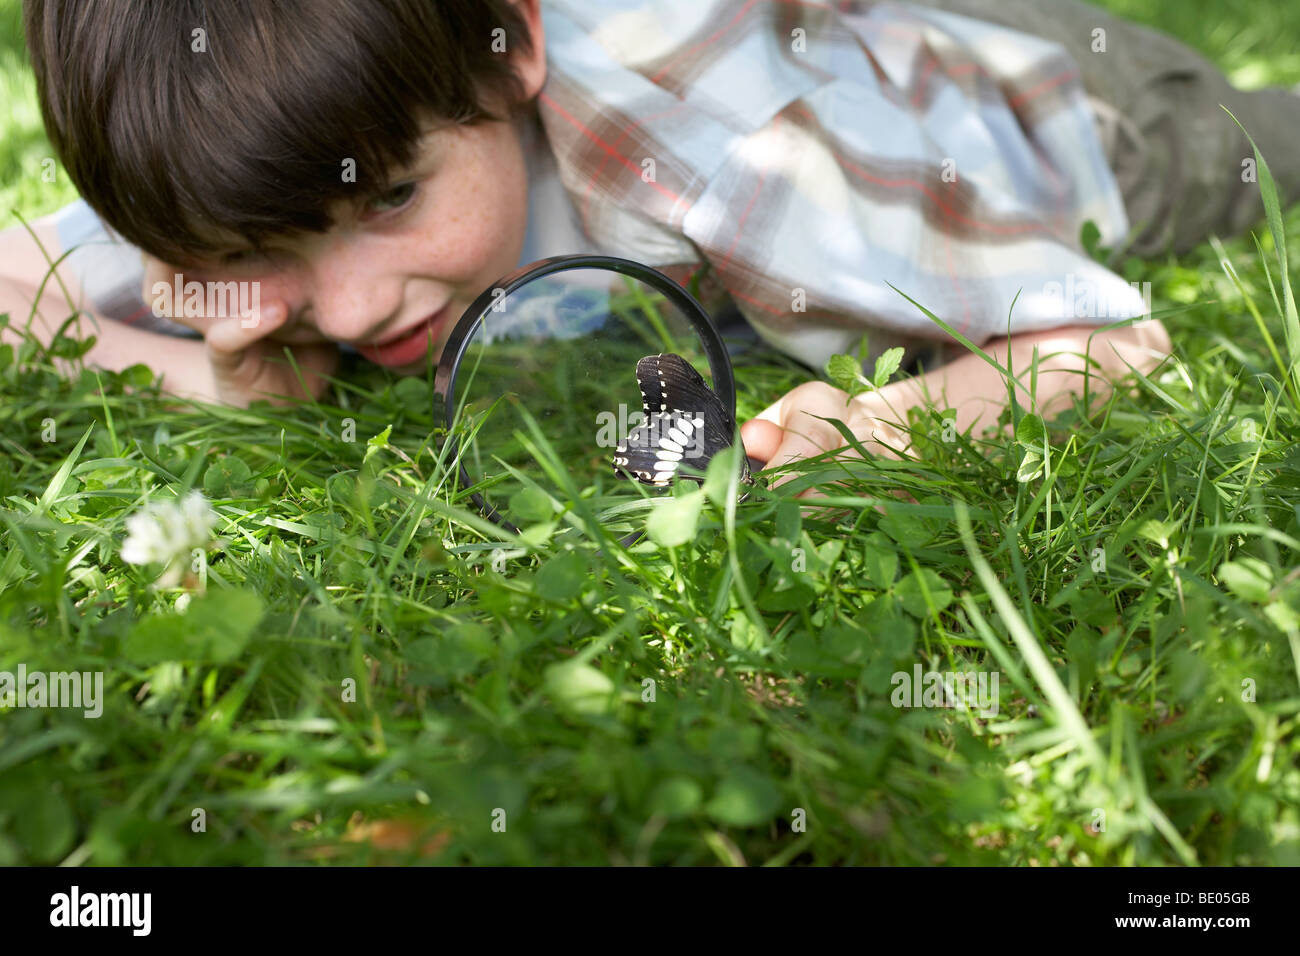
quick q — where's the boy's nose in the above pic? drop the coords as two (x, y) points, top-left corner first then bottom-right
(286, 237), (404, 344)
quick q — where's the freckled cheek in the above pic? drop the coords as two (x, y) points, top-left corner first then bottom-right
(426, 166), (527, 281)
(407, 221), (505, 291)
(447, 194), (503, 262)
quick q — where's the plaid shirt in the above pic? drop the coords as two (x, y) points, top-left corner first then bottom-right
(537, 0), (1149, 371)
(57, 0), (1148, 373)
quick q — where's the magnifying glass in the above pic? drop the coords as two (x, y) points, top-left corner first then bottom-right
(433, 255), (761, 541)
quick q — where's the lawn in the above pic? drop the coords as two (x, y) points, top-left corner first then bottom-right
(1, 0), (1298, 866)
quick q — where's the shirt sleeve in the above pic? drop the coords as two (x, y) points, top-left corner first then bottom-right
(52, 199), (201, 339)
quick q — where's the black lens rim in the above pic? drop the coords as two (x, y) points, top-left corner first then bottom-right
(433, 254), (736, 537)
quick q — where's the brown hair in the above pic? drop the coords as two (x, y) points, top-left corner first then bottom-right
(24, 0), (535, 267)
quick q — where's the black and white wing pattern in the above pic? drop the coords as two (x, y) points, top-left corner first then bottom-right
(612, 353), (748, 487)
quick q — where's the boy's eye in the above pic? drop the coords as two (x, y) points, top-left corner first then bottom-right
(211, 182), (419, 267)
(365, 182), (418, 216)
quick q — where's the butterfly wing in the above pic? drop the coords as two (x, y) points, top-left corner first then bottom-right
(613, 353), (747, 486)
(636, 354), (730, 434)
(613, 409), (706, 486)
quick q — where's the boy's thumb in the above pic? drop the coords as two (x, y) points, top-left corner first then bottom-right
(242, 300), (287, 330)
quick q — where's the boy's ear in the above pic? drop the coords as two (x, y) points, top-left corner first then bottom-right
(509, 0), (547, 100)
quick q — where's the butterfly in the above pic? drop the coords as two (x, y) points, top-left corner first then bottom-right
(612, 352), (751, 487)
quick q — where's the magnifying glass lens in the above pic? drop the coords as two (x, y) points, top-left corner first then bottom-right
(449, 268), (717, 534)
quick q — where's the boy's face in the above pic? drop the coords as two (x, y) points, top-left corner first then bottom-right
(145, 0), (547, 374)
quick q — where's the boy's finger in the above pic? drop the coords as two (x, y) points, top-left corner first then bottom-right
(739, 418), (782, 465)
(204, 301), (288, 365)
(767, 415), (852, 470)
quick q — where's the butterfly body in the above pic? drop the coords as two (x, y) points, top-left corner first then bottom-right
(612, 353), (750, 487)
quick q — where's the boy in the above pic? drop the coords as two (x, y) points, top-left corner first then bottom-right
(1, 0), (1294, 472)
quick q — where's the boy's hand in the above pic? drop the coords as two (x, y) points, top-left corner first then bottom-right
(202, 299), (339, 408)
(739, 319), (1175, 482)
(141, 255), (338, 408)
(740, 381), (911, 477)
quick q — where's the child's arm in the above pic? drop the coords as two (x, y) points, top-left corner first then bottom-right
(741, 318), (1172, 469)
(0, 212), (219, 404)
(0, 272), (220, 405)
(1, 215), (335, 408)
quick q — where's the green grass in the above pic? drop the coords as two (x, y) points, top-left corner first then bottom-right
(0, 2), (77, 221)
(1, 0), (1299, 865)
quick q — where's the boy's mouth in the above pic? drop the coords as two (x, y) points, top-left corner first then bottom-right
(356, 302), (455, 367)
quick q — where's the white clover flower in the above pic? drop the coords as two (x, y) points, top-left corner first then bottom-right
(121, 490), (220, 588)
